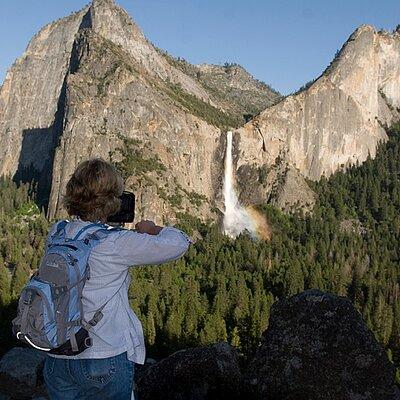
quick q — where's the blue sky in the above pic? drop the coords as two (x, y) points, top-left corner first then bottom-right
(0, 1), (399, 95)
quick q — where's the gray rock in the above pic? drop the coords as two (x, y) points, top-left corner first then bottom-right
(0, 347), (46, 399)
(339, 218), (367, 236)
(270, 164), (316, 214)
(137, 342), (243, 400)
(245, 290), (400, 400)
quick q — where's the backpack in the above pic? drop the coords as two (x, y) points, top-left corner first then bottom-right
(12, 220), (118, 355)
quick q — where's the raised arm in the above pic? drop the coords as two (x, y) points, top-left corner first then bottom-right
(110, 223), (192, 267)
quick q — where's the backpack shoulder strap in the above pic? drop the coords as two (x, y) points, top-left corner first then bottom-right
(72, 222), (105, 241)
(86, 226), (123, 241)
(82, 271), (128, 330)
(73, 224), (121, 248)
(50, 220), (69, 240)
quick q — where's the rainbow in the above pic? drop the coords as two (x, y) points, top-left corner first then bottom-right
(222, 131), (270, 240)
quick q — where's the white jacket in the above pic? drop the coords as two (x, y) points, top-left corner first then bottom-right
(48, 219), (191, 364)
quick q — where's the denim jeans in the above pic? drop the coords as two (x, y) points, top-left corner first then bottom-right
(43, 352), (135, 399)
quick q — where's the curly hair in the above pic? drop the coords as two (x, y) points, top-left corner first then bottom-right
(63, 158), (124, 222)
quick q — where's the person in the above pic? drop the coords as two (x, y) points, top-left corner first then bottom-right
(43, 158), (192, 399)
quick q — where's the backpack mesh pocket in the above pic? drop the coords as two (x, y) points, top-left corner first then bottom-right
(12, 278), (57, 349)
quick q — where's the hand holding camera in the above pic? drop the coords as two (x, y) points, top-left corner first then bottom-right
(106, 191), (163, 235)
(135, 220), (163, 235)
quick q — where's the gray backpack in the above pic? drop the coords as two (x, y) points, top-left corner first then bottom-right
(12, 220), (118, 355)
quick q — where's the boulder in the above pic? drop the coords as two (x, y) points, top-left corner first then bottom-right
(245, 290), (400, 400)
(137, 342), (243, 400)
(0, 348), (47, 399)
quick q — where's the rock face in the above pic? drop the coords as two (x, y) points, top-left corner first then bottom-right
(270, 165), (316, 213)
(45, 27), (221, 222)
(0, 1), (399, 218)
(136, 342), (242, 400)
(238, 26), (400, 182)
(160, 55), (282, 124)
(0, 0), (279, 220)
(245, 290), (400, 400)
(0, 7), (88, 204)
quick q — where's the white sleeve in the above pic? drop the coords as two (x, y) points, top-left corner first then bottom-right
(110, 226), (192, 267)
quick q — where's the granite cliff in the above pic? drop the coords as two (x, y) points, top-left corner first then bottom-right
(0, 0), (399, 220)
(0, 0), (279, 222)
(237, 25), (400, 184)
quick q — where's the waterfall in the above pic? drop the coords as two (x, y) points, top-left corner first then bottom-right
(223, 131), (258, 238)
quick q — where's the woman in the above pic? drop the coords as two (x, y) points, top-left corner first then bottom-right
(43, 158), (192, 399)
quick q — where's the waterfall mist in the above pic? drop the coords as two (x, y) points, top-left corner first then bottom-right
(223, 131), (258, 238)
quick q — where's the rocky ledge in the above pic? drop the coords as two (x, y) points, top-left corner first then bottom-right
(0, 290), (398, 399)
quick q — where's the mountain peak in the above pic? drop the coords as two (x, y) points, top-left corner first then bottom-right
(346, 24), (376, 44)
(350, 24), (400, 40)
(353, 24), (375, 33)
(91, 0), (115, 7)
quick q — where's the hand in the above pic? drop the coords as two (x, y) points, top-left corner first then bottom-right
(135, 220), (163, 235)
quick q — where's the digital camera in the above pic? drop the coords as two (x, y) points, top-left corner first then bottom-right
(107, 191), (135, 223)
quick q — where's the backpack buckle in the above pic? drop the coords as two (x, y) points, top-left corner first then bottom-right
(23, 292), (32, 305)
(89, 311), (103, 326)
(53, 286), (67, 297)
(84, 337), (93, 348)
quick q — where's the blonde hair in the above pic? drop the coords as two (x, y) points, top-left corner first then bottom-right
(63, 158), (124, 222)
